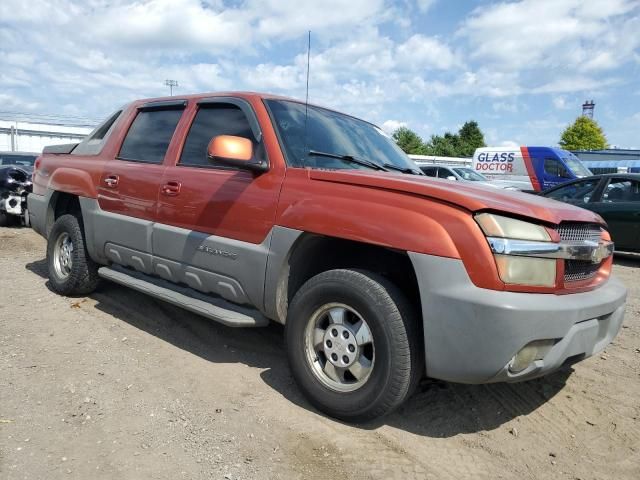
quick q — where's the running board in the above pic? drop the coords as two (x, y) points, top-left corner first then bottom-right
(98, 266), (269, 328)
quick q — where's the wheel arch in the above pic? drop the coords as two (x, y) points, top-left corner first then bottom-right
(271, 233), (422, 327)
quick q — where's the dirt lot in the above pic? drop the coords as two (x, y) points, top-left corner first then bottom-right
(1, 226), (639, 480)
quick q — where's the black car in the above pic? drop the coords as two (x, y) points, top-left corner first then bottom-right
(0, 151), (38, 226)
(540, 174), (640, 252)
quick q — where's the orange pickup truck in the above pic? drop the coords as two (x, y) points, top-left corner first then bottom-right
(28, 92), (627, 422)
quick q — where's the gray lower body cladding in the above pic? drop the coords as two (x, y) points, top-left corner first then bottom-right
(29, 193), (302, 321)
(409, 252), (627, 384)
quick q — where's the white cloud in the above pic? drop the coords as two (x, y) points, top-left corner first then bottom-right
(552, 96), (569, 110)
(461, 0), (639, 73)
(499, 140), (520, 148)
(381, 120), (407, 133)
(416, 0), (437, 13)
(396, 35), (460, 70)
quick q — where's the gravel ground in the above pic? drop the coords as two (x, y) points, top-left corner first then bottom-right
(1, 226), (639, 480)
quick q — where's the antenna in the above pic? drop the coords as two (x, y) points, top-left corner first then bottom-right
(303, 30), (311, 167)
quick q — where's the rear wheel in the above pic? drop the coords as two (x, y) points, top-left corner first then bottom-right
(286, 269), (422, 422)
(47, 214), (100, 295)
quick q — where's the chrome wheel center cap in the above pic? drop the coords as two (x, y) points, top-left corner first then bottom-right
(323, 324), (358, 368)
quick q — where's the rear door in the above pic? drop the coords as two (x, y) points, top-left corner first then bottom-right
(153, 97), (285, 307)
(96, 100), (186, 272)
(588, 177), (640, 251)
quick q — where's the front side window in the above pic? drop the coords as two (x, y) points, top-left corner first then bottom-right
(546, 179), (600, 203)
(118, 109), (183, 163)
(544, 158), (571, 178)
(180, 104), (255, 167)
(602, 179), (640, 203)
(266, 99), (419, 173)
(563, 154), (592, 177)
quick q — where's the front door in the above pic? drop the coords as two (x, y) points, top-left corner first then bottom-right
(96, 101), (186, 272)
(153, 98), (285, 307)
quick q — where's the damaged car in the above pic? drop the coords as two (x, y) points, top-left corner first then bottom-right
(0, 152), (37, 227)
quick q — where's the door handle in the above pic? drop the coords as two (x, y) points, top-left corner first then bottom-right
(104, 175), (119, 188)
(161, 181), (181, 196)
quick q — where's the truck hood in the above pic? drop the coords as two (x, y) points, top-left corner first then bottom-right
(309, 170), (604, 225)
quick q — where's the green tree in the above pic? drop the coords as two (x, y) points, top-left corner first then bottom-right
(392, 121), (486, 157)
(559, 116), (608, 150)
(425, 133), (459, 156)
(392, 127), (427, 154)
(457, 121), (486, 156)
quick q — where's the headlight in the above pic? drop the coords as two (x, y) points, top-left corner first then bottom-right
(494, 255), (556, 287)
(475, 213), (551, 241)
(476, 213), (556, 287)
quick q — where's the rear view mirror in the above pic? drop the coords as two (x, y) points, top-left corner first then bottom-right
(446, 176), (457, 181)
(207, 135), (268, 173)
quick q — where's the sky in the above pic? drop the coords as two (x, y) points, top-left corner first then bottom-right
(0, 0), (639, 147)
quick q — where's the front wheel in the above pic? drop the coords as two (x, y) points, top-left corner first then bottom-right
(286, 269), (422, 422)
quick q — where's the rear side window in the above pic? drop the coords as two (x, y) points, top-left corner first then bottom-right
(72, 109), (122, 156)
(437, 168), (453, 179)
(602, 179), (640, 203)
(118, 109), (183, 163)
(420, 166), (437, 177)
(179, 104), (255, 167)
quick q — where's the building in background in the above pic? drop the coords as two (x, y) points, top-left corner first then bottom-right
(0, 109), (97, 153)
(572, 149), (640, 174)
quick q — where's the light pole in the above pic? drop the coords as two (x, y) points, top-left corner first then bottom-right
(164, 79), (178, 96)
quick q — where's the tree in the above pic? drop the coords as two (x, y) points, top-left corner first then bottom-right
(392, 120), (487, 157)
(392, 127), (427, 154)
(425, 133), (459, 156)
(457, 121), (486, 156)
(559, 116), (608, 150)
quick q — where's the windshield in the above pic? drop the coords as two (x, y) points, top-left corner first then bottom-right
(0, 154), (37, 167)
(562, 154), (592, 177)
(266, 100), (418, 172)
(453, 167), (487, 181)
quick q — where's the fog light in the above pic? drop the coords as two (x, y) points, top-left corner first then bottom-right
(509, 340), (555, 373)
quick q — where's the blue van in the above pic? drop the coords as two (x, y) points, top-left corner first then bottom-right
(473, 146), (592, 191)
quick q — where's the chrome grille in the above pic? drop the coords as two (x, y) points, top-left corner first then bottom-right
(557, 223), (601, 243)
(564, 260), (600, 282)
(557, 223), (603, 283)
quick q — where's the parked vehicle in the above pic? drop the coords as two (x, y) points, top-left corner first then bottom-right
(28, 93), (626, 422)
(541, 174), (640, 252)
(418, 164), (518, 189)
(473, 146), (592, 191)
(0, 151), (37, 226)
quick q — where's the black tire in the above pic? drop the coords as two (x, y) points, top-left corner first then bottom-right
(286, 269), (423, 422)
(0, 211), (14, 227)
(47, 214), (100, 295)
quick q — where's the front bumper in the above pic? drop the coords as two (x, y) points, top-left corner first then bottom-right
(408, 253), (627, 384)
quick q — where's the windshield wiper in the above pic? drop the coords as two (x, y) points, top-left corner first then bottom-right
(308, 150), (389, 172)
(382, 163), (424, 175)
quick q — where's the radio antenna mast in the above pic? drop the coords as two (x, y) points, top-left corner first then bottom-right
(303, 30), (311, 166)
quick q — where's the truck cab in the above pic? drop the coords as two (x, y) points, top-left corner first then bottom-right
(473, 146), (592, 191)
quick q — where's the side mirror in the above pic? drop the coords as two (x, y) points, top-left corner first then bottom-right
(207, 135), (268, 173)
(446, 176), (457, 181)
